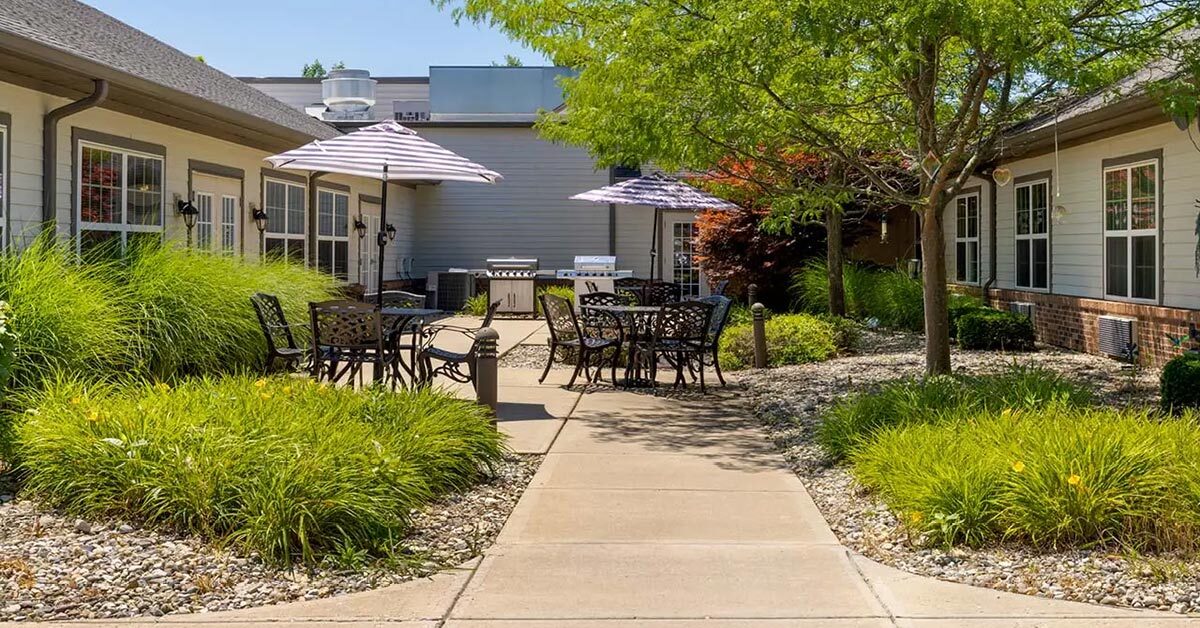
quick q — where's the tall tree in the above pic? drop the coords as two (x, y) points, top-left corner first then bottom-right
(301, 59), (326, 78)
(440, 0), (1199, 374)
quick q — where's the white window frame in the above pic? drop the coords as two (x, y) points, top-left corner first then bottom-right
(76, 140), (165, 252)
(669, 219), (702, 298)
(219, 195), (238, 254)
(1014, 178), (1050, 291)
(953, 192), (980, 285)
(263, 177), (307, 263)
(194, 192), (214, 251)
(1102, 158), (1159, 303)
(0, 122), (8, 251)
(316, 188), (350, 280)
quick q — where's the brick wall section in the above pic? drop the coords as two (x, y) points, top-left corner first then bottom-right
(987, 289), (1200, 366)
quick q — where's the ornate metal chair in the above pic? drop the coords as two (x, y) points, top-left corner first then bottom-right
(539, 293), (623, 387)
(635, 300), (714, 392)
(416, 299), (502, 389)
(251, 293), (306, 373)
(642, 281), (683, 306)
(711, 279), (730, 297)
(694, 295), (733, 386)
(364, 290), (426, 308)
(309, 300), (386, 388)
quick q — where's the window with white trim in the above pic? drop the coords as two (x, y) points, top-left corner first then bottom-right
(0, 123), (7, 249)
(220, 195), (237, 254)
(195, 192), (213, 250)
(78, 142), (164, 253)
(264, 178), (306, 264)
(1104, 159), (1158, 301)
(1015, 179), (1049, 290)
(316, 189), (349, 280)
(954, 193), (979, 284)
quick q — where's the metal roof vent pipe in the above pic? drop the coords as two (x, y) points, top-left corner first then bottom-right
(43, 78), (109, 229)
(322, 69), (376, 120)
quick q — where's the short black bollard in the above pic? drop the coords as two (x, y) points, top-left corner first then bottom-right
(752, 303), (768, 369)
(475, 327), (499, 422)
(747, 283), (758, 308)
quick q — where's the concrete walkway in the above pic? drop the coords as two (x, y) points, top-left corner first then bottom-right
(86, 319), (1197, 627)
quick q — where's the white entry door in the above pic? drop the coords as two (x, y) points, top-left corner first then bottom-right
(663, 217), (705, 297)
(360, 214), (380, 293)
(191, 173), (240, 254)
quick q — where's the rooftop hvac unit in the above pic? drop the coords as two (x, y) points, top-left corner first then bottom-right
(1009, 302), (1036, 325)
(427, 271), (475, 312)
(1097, 315), (1137, 360)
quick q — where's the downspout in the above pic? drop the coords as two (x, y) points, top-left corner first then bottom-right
(982, 173), (998, 305)
(43, 79), (108, 229)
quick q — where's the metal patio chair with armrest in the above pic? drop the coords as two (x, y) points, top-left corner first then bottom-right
(539, 293), (624, 387)
(416, 299), (502, 389)
(309, 300), (387, 388)
(634, 300), (714, 392)
(642, 281), (683, 306)
(692, 295), (733, 386)
(363, 290), (426, 308)
(251, 292), (308, 373)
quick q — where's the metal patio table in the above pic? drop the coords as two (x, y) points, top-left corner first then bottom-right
(580, 304), (662, 388)
(381, 307), (447, 386)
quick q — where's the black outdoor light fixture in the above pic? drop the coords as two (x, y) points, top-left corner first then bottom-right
(250, 203), (269, 259)
(879, 211), (890, 244)
(176, 197), (199, 247)
(354, 216), (368, 239)
(386, 223), (397, 242)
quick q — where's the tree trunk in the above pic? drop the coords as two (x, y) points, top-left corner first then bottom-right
(825, 209), (846, 317)
(920, 201), (952, 375)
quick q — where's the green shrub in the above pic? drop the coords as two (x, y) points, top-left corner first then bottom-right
(0, 238), (138, 390)
(819, 366), (1094, 460)
(1161, 352), (1200, 413)
(854, 405), (1198, 550)
(791, 262), (923, 330)
(121, 244), (341, 379)
(535, 284), (575, 316)
(947, 293), (986, 335)
(0, 301), (14, 403)
(461, 293), (490, 316)
(15, 375), (506, 564)
(719, 313), (845, 370)
(956, 309), (1035, 351)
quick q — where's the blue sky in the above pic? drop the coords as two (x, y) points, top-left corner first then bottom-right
(82, 0), (550, 77)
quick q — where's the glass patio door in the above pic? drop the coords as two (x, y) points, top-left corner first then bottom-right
(360, 214), (380, 293)
(666, 218), (703, 298)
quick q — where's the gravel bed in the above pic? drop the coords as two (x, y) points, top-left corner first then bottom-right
(0, 454), (540, 621)
(500, 344), (565, 370)
(734, 332), (1200, 615)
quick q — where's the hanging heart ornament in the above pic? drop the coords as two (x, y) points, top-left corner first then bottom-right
(992, 167), (1013, 187)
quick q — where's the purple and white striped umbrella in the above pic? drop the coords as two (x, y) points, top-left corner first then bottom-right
(265, 120), (502, 184)
(570, 172), (737, 210)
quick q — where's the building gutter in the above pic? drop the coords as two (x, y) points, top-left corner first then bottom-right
(42, 78), (108, 228)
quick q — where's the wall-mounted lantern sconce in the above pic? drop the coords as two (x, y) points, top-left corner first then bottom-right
(250, 203), (268, 260)
(385, 223), (397, 242)
(879, 212), (890, 244)
(354, 216), (368, 240)
(175, 196), (199, 248)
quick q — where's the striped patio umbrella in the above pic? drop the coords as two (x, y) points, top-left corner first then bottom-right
(266, 120), (502, 306)
(570, 172), (737, 281)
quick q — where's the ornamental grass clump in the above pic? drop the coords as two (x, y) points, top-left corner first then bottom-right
(0, 238), (138, 390)
(120, 244), (341, 379)
(719, 313), (851, 370)
(15, 376), (506, 565)
(819, 365), (1094, 461)
(853, 405), (1200, 551)
(791, 261), (923, 330)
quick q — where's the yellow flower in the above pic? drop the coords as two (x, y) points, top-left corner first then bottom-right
(87, 410), (101, 422)
(1000, 408), (1013, 419)
(155, 382), (170, 392)
(1011, 461), (1025, 473)
(282, 386), (292, 395)
(259, 392), (272, 400)
(1067, 474), (1082, 487)
(254, 379), (268, 388)
(909, 511), (924, 524)
(69, 396), (81, 405)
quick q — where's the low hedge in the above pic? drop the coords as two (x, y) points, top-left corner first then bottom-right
(956, 309), (1035, 351)
(719, 313), (856, 370)
(1161, 352), (1200, 412)
(15, 376), (506, 565)
(947, 294), (986, 335)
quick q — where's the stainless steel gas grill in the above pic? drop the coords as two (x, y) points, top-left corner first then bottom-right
(556, 256), (634, 299)
(486, 258), (539, 314)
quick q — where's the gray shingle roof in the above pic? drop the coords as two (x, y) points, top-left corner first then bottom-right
(0, 0), (339, 141)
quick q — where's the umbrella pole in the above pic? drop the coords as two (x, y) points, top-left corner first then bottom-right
(649, 206), (660, 281)
(376, 164), (388, 309)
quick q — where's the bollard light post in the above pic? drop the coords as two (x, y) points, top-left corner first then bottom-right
(752, 302), (768, 369)
(475, 327), (500, 423)
(747, 283), (758, 308)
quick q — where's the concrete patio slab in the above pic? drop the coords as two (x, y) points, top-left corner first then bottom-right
(497, 487), (840, 544)
(445, 620), (893, 627)
(551, 412), (778, 457)
(451, 543), (887, 620)
(529, 452), (805, 492)
(496, 417), (564, 454)
(895, 620), (1199, 627)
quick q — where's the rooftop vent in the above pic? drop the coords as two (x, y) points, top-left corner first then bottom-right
(322, 69), (377, 119)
